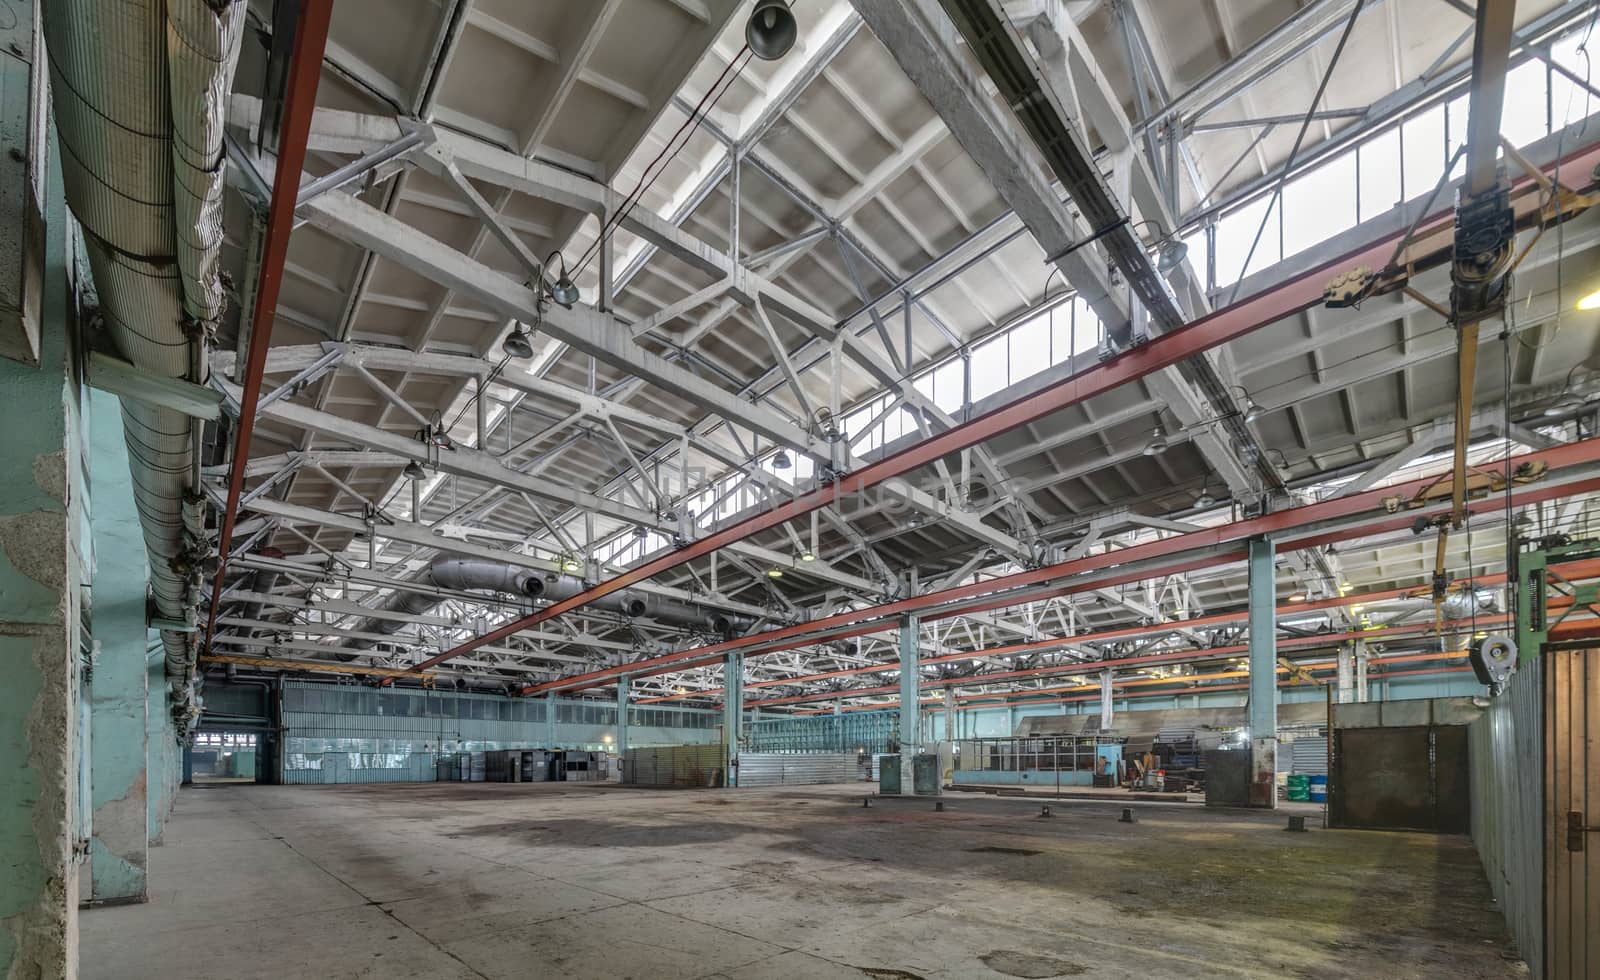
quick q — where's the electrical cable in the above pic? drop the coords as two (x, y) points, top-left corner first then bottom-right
(1227, 0), (1367, 304)
(572, 43), (757, 278)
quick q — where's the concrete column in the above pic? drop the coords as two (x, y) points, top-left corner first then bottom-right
(723, 653), (742, 786)
(615, 677), (629, 754)
(1336, 642), (1355, 704)
(1, 56), (83, 973)
(1247, 537), (1278, 808)
(545, 692), (557, 748)
(1099, 669), (1114, 731)
(943, 690), (956, 744)
(87, 390), (150, 903)
(898, 615), (919, 792)
(832, 700), (842, 752)
(1354, 639), (1370, 703)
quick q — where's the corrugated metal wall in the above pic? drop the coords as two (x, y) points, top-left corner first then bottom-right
(621, 744), (726, 787)
(280, 682), (719, 785)
(736, 752), (856, 787)
(1469, 665), (1542, 977)
(745, 709), (896, 754)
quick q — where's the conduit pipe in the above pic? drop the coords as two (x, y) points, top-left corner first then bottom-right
(43, 0), (245, 735)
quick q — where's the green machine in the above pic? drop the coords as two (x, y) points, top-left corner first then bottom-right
(1511, 536), (1600, 664)
(1469, 536), (1600, 693)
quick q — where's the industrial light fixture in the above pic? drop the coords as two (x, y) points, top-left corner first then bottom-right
(800, 549), (815, 562)
(1232, 385), (1263, 424)
(544, 251), (579, 308)
(403, 459), (426, 481)
(503, 324), (535, 359)
(561, 555), (583, 572)
(1142, 426), (1168, 456)
(1287, 592), (1306, 602)
(1194, 481), (1216, 508)
(746, 0), (797, 60)
(1156, 238), (1189, 273)
(766, 567), (784, 578)
(1348, 604), (1365, 613)
(771, 449), (793, 469)
(1577, 287), (1600, 311)
(632, 525), (648, 538)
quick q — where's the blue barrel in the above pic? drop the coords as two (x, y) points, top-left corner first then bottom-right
(1308, 774), (1328, 803)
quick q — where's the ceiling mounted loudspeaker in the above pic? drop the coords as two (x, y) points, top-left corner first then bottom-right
(503, 326), (534, 359)
(746, 0), (797, 60)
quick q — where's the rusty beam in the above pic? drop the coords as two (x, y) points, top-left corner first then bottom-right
(203, 3), (333, 646)
(418, 136), (1600, 678)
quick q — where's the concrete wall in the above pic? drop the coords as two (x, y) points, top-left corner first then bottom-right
(1468, 666), (1544, 976)
(86, 389), (153, 903)
(0, 107), (85, 978)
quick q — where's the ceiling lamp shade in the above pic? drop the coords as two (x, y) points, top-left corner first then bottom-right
(1143, 427), (1168, 456)
(746, 0), (797, 60)
(503, 325), (534, 359)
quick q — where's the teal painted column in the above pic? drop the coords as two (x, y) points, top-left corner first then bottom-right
(87, 389), (150, 902)
(615, 677), (629, 754)
(545, 692), (557, 748)
(145, 649), (173, 843)
(1247, 537), (1278, 808)
(723, 653), (742, 786)
(0, 93), (83, 976)
(897, 615), (919, 793)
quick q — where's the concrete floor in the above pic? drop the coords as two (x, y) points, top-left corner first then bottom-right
(80, 782), (1523, 980)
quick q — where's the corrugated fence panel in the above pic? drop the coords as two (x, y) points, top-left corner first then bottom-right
(737, 752), (855, 787)
(1289, 737), (1328, 775)
(622, 744), (725, 787)
(1469, 665), (1542, 977)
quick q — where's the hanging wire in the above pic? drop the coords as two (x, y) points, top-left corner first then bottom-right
(1226, 0), (1367, 304)
(572, 39), (759, 278)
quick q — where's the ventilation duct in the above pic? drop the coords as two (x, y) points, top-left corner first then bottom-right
(345, 557), (755, 657)
(43, 0), (245, 736)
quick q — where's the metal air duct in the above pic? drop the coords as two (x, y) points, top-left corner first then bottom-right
(43, 0), (245, 735)
(344, 557), (755, 656)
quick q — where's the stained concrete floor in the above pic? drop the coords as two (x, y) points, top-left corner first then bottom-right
(80, 781), (1524, 980)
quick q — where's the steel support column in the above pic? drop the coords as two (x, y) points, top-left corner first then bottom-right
(1247, 537), (1277, 808)
(615, 677), (629, 756)
(1336, 643), (1356, 704)
(724, 652), (742, 786)
(546, 691), (557, 749)
(898, 615), (920, 793)
(1100, 669), (1114, 731)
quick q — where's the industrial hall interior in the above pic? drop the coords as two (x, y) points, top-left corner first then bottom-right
(7, 0), (1600, 977)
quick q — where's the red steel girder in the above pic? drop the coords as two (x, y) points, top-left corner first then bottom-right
(413, 136), (1600, 677)
(204, 3), (333, 647)
(523, 438), (1600, 696)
